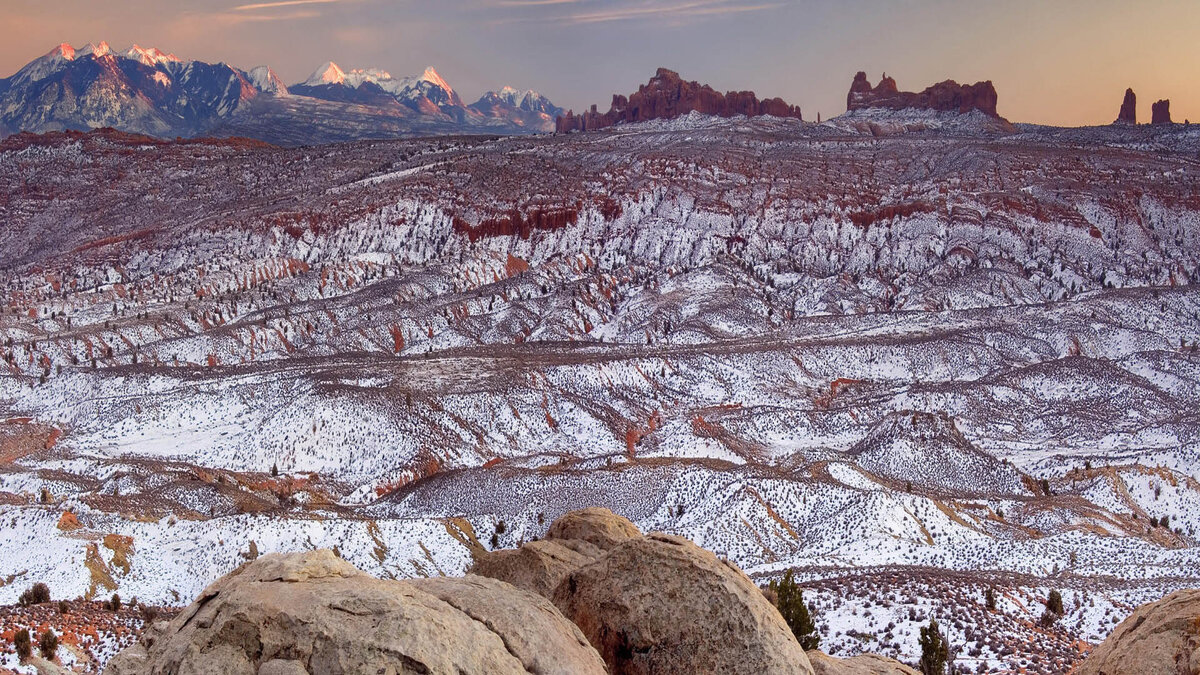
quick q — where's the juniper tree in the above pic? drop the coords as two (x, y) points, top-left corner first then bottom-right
(919, 617), (949, 675)
(1047, 589), (1064, 615)
(38, 629), (58, 660)
(14, 628), (31, 661)
(769, 570), (820, 650)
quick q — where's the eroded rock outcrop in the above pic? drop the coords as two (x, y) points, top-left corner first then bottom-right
(544, 506), (641, 550)
(470, 507), (633, 597)
(552, 532), (815, 674)
(846, 71), (1001, 118)
(1117, 88), (1137, 124)
(1153, 99), (1173, 124)
(556, 68), (802, 133)
(809, 650), (920, 674)
(104, 549), (606, 675)
(469, 537), (600, 598)
(1074, 588), (1199, 675)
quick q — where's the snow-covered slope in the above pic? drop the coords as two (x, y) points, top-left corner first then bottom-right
(1, 118), (1199, 673)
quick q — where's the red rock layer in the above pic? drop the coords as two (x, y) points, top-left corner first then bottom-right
(846, 72), (1001, 118)
(556, 68), (801, 133)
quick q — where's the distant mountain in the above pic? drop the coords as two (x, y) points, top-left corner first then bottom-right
(0, 44), (562, 144)
(0, 42), (280, 137)
(470, 86), (564, 129)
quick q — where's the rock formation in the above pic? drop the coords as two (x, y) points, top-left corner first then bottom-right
(1117, 88), (1137, 124)
(1073, 588), (1199, 675)
(107, 508), (929, 675)
(808, 651), (920, 674)
(556, 68), (802, 133)
(1153, 99), (1173, 124)
(469, 538), (600, 598)
(551, 531), (814, 674)
(544, 505), (641, 549)
(104, 549), (606, 675)
(846, 72), (1002, 118)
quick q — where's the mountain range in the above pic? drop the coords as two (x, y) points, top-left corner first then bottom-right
(0, 42), (564, 144)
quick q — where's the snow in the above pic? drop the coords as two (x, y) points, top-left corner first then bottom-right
(122, 45), (182, 68)
(303, 61), (348, 86)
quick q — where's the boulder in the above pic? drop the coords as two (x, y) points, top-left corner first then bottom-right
(808, 650), (919, 674)
(469, 538), (599, 598)
(544, 506), (642, 550)
(104, 549), (606, 675)
(552, 532), (814, 674)
(1074, 588), (1199, 675)
(1117, 88), (1137, 124)
(409, 575), (607, 675)
(1153, 99), (1173, 124)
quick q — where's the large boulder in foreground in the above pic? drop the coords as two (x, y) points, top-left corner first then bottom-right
(1074, 588), (1199, 675)
(809, 650), (919, 674)
(552, 532), (814, 675)
(104, 550), (605, 675)
(470, 538), (600, 598)
(544, 506), (641, 550)
(470, 507), (628, 598)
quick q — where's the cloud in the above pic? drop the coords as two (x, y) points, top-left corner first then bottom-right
(214, 9), (323, 24)
(233, 0), (343, 10)
(493, 0), (584, 6)
(487, 0), (781, 26)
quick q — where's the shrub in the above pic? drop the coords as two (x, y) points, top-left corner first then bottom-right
(14, 628), (31, 661)
(38, 630), (58, 659)
(1047, 589), (1064, 615)
(58, 600), (69, 614)
(141, 604), (160, 622)
(769, 570), (820, 650)
(919, 618), (949, 675)
(18, 582), (51, 607)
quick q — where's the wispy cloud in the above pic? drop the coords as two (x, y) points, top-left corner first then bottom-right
(233, 0), (343, 10)
(217, 9), (322, 23)
(486, 0), (780, 26)
(493, 0), (584, 6)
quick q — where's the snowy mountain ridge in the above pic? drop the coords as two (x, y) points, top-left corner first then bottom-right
(0, 43), (563, 141)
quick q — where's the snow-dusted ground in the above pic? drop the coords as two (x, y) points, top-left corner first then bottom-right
(1, 118), (1199, 672)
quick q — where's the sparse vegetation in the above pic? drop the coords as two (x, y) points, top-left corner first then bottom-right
(918, 617), (949, 675)
(14, 628), (31, 661)
(38, 629), (58, 659)
(769, 570), (820, 650)
(18, 582), (50, 606)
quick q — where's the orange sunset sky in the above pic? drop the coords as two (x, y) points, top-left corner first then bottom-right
(2, 0), (1197, 126)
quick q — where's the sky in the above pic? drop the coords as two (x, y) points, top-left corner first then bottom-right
(2, 0), (1198, 126)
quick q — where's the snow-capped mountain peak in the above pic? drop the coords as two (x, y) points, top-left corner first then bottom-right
(305, 61), (347, 86)
(46, 43), (77, 61)
(124, 44), (182, 68)
(247, 65), (289, 96)
(76, 41), (112, 58)
(415, 66), (452, 95)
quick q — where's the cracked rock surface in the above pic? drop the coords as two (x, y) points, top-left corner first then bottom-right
(1075, 588), (1200, 675)
(103, 549), (605, 675)
(551, 532), (815, 675)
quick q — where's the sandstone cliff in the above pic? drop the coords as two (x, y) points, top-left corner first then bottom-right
(556, 68), (802, 133)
